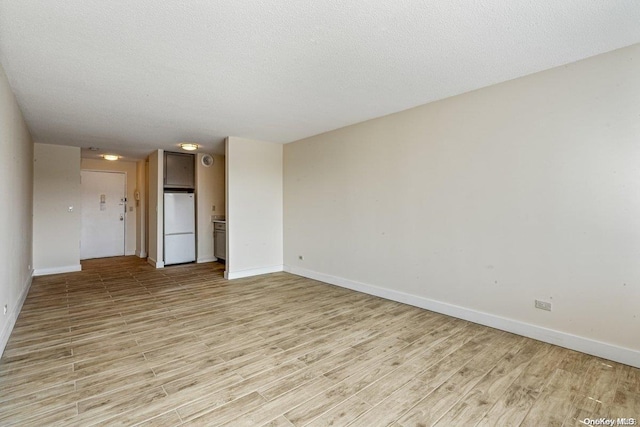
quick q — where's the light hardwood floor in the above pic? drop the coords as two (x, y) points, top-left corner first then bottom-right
(1, 257), (638, 426)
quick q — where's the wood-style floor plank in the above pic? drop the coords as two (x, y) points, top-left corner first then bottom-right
(0, 256), (637, 426)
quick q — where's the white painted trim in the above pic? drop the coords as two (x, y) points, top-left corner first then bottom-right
(136, 250), (147, 258)
(226, 264), (283, 280)
(1, 272), (33, 356)
(125, 250), (136, 256)
(147, 257), (164, 269)
(33, 264), (82, 276)
(197, 256), (217, 264)
(284, 265), (640, 369)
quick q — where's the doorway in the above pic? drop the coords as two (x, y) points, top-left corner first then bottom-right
(81, 171), (126, 259)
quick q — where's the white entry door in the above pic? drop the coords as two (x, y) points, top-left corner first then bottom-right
(81, 171), (126, 259)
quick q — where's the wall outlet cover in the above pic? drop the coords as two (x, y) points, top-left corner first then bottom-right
(535, 299), (552, 311)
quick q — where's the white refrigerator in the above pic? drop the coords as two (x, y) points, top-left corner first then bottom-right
(164, 192), (196, 265)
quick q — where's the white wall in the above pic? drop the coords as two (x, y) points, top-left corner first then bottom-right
(33, 144), (81, 275)
(81, 158), (138, 256)
(226, 137), (283, 279)
(147, 149), (163, 268)
(0, 64), (33, 355)
(196, 153), (225, 263)
(284, 44), (640, 367)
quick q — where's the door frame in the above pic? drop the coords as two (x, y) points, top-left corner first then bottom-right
(80, 169), (127, 259)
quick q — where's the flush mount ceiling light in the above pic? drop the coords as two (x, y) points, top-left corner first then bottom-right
(102, 154), (119, 161)
(180, 143), (199, 151)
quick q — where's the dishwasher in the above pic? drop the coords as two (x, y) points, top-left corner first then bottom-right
(214, 222), (226, 260)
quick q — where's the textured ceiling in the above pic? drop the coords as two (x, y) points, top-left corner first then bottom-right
(1, 1), (639, 160)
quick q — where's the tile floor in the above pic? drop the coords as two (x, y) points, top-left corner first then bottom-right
(0, 257), (638, 426)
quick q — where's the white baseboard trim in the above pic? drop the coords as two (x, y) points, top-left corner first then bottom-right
(136, 250), (147, 258)
(125, 250), (136, 256)
(1, 271), (33, 356)
(33, 264), (82, 276)
(147, 257), (164, 269)
(226, 264), (283, 280)
(197, 257), (217, 264)
(284, 265), (640, 369)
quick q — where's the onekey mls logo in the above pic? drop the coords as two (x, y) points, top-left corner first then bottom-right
(582, 419), (637, 426)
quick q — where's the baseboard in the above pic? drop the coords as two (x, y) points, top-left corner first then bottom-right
(147, 257), (164, 269)
(0, 271), (33, 356)
(125, 250), (136, 256)
(284, 265), (640, 369)
(226, 264), (283, 280)
(197, 257), (217, 264)
(33, 264), (82, 276)
(136, 250), (147, 258)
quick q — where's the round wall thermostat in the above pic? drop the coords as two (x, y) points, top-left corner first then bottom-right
(201, 154), (214, 167)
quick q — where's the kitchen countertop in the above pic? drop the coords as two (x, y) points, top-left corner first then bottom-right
(212, 219), (226, 224)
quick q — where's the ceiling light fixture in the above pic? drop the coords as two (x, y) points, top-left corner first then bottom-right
(180, 143), (198, 151)
(102, 154), (119, 161)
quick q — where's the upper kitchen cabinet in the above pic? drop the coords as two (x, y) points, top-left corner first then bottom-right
(164, 152), (195, 189)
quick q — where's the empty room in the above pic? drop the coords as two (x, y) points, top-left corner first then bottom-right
(1, 1), (639, 426)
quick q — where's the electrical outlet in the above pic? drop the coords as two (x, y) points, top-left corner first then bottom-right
(298, 255), (304, 260)
(3, 304), (7, 315)
(535, 300), (552, 311)
(212, 205), (216, 212)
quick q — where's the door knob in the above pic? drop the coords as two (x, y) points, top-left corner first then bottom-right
(120, 214), (124, 221)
